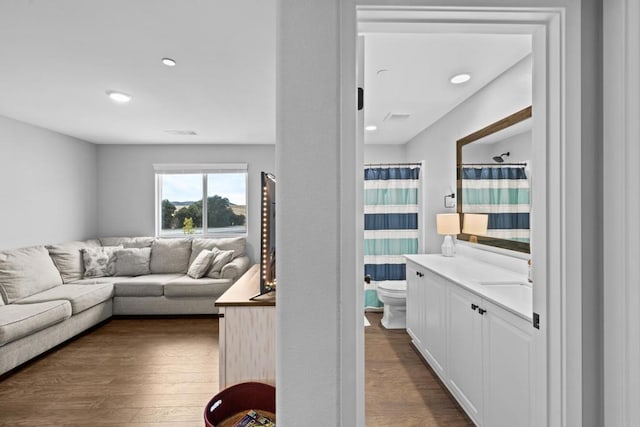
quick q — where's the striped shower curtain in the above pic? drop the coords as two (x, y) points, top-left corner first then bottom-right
(461, 165), (530, 242)
(364, 165), (421, 309)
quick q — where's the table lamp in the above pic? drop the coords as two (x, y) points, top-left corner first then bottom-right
(462, 213), (489, 243)
(436, 213), (460, 257)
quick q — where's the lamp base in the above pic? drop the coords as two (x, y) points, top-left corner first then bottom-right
(441, 235), (455, 257)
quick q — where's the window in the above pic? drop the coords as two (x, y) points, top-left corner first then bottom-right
(155, 164), (248, 237)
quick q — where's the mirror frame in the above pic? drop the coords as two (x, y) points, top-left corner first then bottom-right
(456, 105), (532, 253)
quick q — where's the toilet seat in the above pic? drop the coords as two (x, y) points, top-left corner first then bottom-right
(378, 281), (406, 294)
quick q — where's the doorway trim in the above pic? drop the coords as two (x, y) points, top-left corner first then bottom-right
(341, 3), (580, 426)
(603, 0), (640, 425)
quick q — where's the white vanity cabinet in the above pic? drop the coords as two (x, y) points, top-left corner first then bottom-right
(481, 298), (534, 427)
(405, 256), (534, 427)
(406, 262), (447, 377)
(447, 283), (484, 422)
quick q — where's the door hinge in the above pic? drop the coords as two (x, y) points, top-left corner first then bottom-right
(533, 312), (540, 329)
(357, 87), (363, 111)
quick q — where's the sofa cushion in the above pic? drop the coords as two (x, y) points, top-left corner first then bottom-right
(99, 237), (154, 248)
(189, 237), (246, 264)
(150, 239), (192, 274)
(15, 283), (114, 315)
(113, 274), (182, 297)
(0, 246), (63, 304)
(82, 246), (121, 278)
(113, 248), (151, 276)
(0, 300), (71, 346)
(46, 240), (101, 283)
(164, 276), (232, 298)
(187, 250), (216, 279)
(70, 276), (132, 285)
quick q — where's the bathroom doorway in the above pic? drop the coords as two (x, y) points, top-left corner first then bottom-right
(352, 6), (570, 426)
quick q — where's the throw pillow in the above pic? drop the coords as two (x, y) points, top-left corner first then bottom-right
(82, 246), (121, 278)
(187, 249), (216, 279)
(207, 248), (235, 278)
(113, 248), (151, 276)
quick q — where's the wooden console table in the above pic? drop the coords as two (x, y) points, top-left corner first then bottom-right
(215, 264), (275, 389)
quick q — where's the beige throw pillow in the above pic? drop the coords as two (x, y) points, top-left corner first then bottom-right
(207, 248), (235, 278)
(187, 249), (216, 279)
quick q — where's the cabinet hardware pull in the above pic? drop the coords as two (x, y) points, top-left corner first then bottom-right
(478, 308), (487, 315)
(471, 304), (478, 311)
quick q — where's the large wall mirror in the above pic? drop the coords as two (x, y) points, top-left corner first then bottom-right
(456, 106), (532, 253)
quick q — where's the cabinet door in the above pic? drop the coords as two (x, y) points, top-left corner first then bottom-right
(482, 300), (534, 427)
(405, 262), (422, 348)
(422, 269), (447, 377)
(447, 285), (483, 424)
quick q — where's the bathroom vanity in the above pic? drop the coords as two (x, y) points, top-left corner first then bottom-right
(405, 253), (534, 427)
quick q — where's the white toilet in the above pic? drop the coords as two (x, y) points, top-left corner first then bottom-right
(377, 281), (407, 329)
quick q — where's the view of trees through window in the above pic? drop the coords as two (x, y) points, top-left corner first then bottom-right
(158, 171), (247, 236)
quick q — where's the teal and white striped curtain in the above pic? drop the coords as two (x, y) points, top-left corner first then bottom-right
(364, 165), (421, 309)
(461, 165), (530, 243)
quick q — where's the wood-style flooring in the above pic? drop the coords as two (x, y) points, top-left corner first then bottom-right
(0, 318), (218, 427)
(0, 315), (471, 426)
(365, 312), (473, 426)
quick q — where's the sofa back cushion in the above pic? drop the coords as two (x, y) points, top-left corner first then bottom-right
(46, 240), (101, 283)
(0, 245), (63, 303)
(99, 236), (154, 248)
(113, 248), (151, 276)
(150, 239), (192, 274)
(189, 237), (246, 265)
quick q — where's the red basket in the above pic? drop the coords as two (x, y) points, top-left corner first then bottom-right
(204, 382), (276, 426)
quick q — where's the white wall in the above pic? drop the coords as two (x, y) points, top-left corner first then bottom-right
(96, 144), (274, 262)
(463, 130), (532, 164)
(363, 143), (406, 163)
(0, 115), (98, 250)
(406, 54), (532, 254)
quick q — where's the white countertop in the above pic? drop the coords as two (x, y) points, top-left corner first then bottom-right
(406, 254), (532, 322)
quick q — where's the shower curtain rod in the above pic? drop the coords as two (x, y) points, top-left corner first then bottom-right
(364, 162), (422, 167)
(460, 162), (527, 166)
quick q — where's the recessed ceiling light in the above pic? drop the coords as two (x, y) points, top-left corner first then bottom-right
(162, 57), (176, 67)
(106, 90), (132, 103)
(450, 73), (471, 84)
(365, 125), (377, 131)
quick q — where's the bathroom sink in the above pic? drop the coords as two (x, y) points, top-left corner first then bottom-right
(480, 281), (530, 287)
(479, 282), (532, 306)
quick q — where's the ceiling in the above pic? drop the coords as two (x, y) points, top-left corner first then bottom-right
(363, 33), (531, 144)
(0, 0), (275, 144)
(0, 2), (530, 145)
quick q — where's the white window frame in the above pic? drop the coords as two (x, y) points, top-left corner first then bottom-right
(154, 163), (248, 238)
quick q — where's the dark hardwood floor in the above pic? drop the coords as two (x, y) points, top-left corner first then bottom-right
(0, 318), (219, 427)
(0, 315), (471, 426)
(365, 312), (473, 426)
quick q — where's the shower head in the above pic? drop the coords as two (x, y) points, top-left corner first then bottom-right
(492, 152), (510, 163)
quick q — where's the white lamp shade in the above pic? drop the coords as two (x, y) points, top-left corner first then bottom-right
(436, 213), (460, 235)
(462, 213), (489, 236)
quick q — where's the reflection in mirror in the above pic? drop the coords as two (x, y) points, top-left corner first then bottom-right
(456, 106), (532, 253)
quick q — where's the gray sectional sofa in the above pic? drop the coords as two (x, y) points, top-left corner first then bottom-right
(0, 236), (250, 375)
